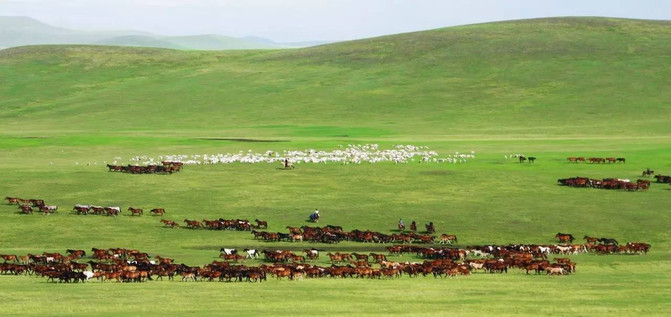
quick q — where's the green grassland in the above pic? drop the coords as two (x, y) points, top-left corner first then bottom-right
(0, 17), (670, 316)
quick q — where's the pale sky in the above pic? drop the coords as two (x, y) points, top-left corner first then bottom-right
(1, 0), (668, 42)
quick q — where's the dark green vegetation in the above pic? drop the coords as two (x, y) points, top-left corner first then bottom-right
(0, 17), (670, 316)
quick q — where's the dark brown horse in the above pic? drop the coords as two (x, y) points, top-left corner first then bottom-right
(150, 208), (165, 215)
(254, 219), (268, 229)
(19, 205), (33, 214)
(128, 207), (143, 216)
(555, 233), (575, 243)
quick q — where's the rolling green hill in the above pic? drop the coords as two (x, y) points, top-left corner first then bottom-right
(1, 17), (670, 316)
(1, 17), (669, 139)
(0, 16), (295, 50)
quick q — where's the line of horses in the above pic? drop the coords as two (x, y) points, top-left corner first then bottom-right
(106, 161), (183, 174)
(0, 243), (583, 283)
(72, 205), (165, 216)
(1, 232), (652, 283)
(557, 177), (650, 190)
(4, 197), (167, 217)
(5, 197), (57, 214)
(177, 218), (266, 230)
(566, 157), (625, 163)
(250, 225), (454, 244)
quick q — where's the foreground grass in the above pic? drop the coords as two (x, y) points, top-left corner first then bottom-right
(0, 137), (670, 316)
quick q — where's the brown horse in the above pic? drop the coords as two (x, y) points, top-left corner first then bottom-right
(583, 235), (598, 244)
(160, 219), (179, 228)
(150, 208), (166, 216)
(0, 254), (18, 262)
(555, 233), (575, 243)
(439, 234), (458, 244)
(184, 219), (202, 229)
(19, 205), (33, 214)
(255, 219), (268, 229)
(5, 197), (20, 205)
(128, 207), (143, 216)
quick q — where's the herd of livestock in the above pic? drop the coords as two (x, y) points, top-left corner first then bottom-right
(249, 225), (453, 244)
(1, 153), (661, 286)
(4, 197), (167, 216)
(0, 233), (650, 283)
(106, 161), (183, 174)
(566, 157), (626, 163)
(557, 177), (651, 190)
(114, 144), (475, 166)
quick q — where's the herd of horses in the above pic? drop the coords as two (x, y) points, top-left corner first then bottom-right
(0, 225), (652, 283)
(180, 218), (262, 231)
(71, 205), (165, 216)
(5, 197), (167, 216)
(106, 161), (183, 174)
(554, 233), (651, 254)
(557, 177), (651, 190)
(5, 197), (58, 214)
(250, 225), (454, 245)
(566, 157), (626, 163)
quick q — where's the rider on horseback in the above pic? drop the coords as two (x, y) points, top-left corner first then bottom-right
(309, 209), (319, 222)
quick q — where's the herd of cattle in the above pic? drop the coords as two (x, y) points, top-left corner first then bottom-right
(106, 161), (183, 174)
(0, 234), (651, 283)
(566, 157), (626, 163)
(249, 225), (453, 244)
(557, 177), (651, 190)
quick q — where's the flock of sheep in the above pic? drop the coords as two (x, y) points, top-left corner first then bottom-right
(109, 144), (475, 166)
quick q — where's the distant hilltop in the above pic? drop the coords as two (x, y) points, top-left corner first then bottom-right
(0, 16), (330, 50)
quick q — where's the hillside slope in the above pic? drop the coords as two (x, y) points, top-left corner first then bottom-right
(0, 17), (669, 138)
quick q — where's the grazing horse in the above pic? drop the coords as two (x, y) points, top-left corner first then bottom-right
(128, 207), (143, 216)
(150, 208), (166, 216)
(527, 157), (536, 163)
(518, 156), (527, 163)
(555, 233), (574, 243)
(616, 157), (626, 163)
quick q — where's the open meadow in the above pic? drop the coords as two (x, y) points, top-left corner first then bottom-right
(0, 17), (670, 316)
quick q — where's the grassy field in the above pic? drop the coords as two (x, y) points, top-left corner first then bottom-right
(0, 17), (670, 316)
